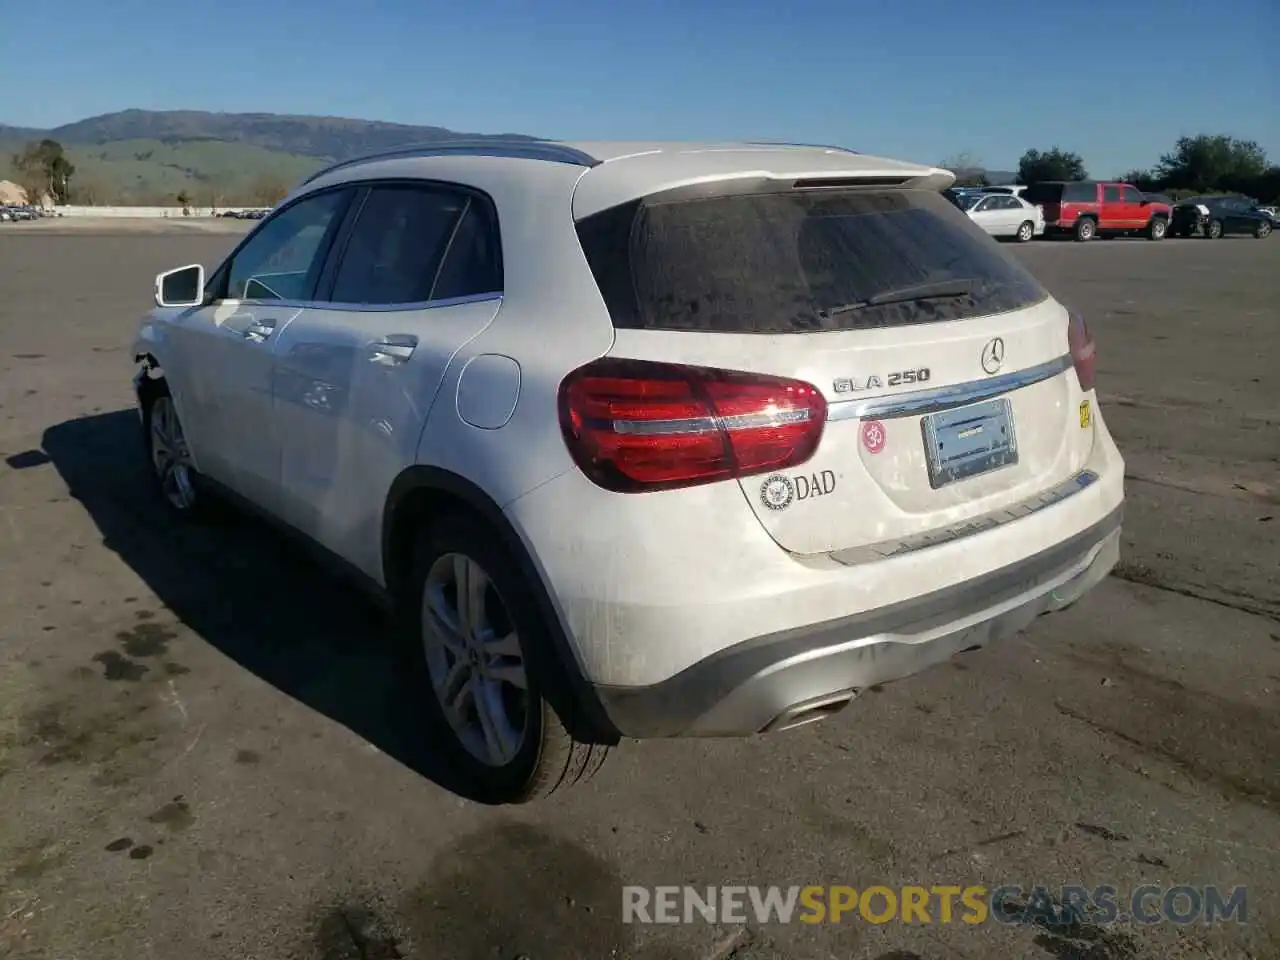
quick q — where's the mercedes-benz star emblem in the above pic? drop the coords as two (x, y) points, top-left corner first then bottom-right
(980, 337), (1006, 375)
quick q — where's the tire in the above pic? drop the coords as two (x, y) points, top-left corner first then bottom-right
(403, 514), (610, 803)
(1256, 220), (1273, 239)
(140, 379), (206, 518)
(1015, 220), (1035, 243)
(1146, 217), (1168, 241)
(1206, 219), (1223, 239)
(1074, 218), (1096, 242)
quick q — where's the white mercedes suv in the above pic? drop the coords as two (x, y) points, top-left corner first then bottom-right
(134, 140), (1124, 803)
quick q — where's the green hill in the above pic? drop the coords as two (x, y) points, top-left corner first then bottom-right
(0, 108), (539, 204)
(0, 138), (325, 204)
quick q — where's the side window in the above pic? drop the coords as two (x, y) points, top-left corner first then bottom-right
(329, 185), (467, 306)
(1000, 197), (1021, 209)
(226, 191), (350, 301)
(430, 200), (503, 301)
(1121, 186), (1144, 204)
(974, 197), (995, 211)
(1103, 185), (1123, 203)
(1063, 182), (1096, 203)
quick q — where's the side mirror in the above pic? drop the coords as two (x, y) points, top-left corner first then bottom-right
(155, 264), (205, 308)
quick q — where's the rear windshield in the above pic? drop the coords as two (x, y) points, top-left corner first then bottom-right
(576, 186), (1047, 334)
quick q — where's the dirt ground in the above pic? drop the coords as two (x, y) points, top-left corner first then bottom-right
(0, 227), (1277, 960)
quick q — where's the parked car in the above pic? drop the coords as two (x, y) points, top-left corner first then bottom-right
(134, 139), (1124, 803)
(979, 186), (1028, 198)
(1170, 195), (1275, 239)
(1021, 181), (1171, 241)
(959, 191), (1044, 241)
(8, 206), (36, 221)
(0, 207), (12, 222)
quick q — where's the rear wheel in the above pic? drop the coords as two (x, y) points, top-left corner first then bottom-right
(1206, 219), (1224, 239)
(1256, 220), (1273, 239)
(1015, 220), (1035, 242)
(1074, 218), (1096, 242)
(1146, 217), (1168, 241)
(405, 515), (610, 803)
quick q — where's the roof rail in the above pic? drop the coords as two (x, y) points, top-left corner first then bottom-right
(745, 140), (861, 154)
(300, 138), (599, 185)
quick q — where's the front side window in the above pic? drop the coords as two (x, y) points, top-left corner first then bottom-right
(329, 186), (468, 306)
(226, 190), (350, 301)
(1121, 186), (1144, 204)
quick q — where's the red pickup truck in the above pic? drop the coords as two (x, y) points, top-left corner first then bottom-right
(1021, 181), (1172, 241)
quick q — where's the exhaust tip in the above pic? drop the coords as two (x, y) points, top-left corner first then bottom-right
(764, 691), (856, 733)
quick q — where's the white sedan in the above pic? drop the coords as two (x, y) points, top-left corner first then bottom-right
(959, 192), (1044, 241)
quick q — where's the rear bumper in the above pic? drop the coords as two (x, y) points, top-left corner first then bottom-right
(595, 506), (1121, 738)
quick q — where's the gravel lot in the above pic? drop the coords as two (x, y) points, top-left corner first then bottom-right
(1, 225), (1277, 960)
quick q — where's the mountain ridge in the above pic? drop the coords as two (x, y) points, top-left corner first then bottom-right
(0, 108), (541, 162)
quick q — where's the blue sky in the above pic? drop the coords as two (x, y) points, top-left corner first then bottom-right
(2, 0), (1276, 175)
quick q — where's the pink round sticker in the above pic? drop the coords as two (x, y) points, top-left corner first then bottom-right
(861, 419), (887, 454)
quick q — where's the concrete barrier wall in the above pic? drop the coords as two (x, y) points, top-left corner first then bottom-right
(53, 205), (250, 218)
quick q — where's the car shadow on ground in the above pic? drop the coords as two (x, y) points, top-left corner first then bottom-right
(41, 408), (482, 803)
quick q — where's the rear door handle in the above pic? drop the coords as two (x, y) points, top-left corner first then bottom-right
(243, 318), (277, 342)
(369, 334), (418, 366)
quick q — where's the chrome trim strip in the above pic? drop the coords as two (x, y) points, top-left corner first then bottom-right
(826, 354), (1073, 423)
(613, 416), (719, 436)
(233, 291), (504, 313)
(313, 291), (504, 314)
(612, 408), (814, 436)
(302, 140), (599, 185)
(829, 469), (1100, 566)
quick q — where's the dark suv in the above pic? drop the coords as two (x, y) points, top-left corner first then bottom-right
(1022, 181), (1171, 241)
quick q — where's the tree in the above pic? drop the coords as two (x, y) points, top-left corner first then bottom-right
(1154, 135), (1268, 193)
(11, 138), (76, 204)
(1016, 147), (1087, 185)
(940, 151), (988, 187)
(1118, 168), (1159, 191)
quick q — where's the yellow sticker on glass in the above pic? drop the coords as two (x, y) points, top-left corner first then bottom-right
(1079, 400), (1092, 428)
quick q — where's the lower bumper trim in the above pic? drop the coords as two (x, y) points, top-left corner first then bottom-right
(595, 505), (1122, 738)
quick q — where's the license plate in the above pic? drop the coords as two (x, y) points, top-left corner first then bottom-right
(921, 398), (1018, 489)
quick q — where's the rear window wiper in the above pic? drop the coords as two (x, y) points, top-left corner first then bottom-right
(819, 279), (977, 318)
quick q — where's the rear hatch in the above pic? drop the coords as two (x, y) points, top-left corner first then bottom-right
(573, 180), (1094, 557)
(1022, 182), (1065, 222)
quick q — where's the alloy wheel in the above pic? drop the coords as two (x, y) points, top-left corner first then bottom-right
(149, 396), (196, 511)
(421, 552), (529, 767)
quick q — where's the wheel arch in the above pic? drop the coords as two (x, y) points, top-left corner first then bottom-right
(382, 465), (620, 744)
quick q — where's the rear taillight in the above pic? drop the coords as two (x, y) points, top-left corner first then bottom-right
(1068, 312), (1096, 392)
(558, 358), (828, 492)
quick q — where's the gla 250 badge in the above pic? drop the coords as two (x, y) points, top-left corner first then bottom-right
(760, 470), (838, 511)
(833, 368), (931, 393)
